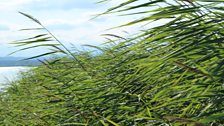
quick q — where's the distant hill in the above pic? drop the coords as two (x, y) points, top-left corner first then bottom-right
(0, 57), (41, 67)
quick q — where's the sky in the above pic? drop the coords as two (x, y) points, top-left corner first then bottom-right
(0, 0), (139, 57)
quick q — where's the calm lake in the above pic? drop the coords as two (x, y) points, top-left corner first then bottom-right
(0, 67), (31, 89)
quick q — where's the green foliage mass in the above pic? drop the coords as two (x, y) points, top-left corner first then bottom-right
(0, 0), (224, 125)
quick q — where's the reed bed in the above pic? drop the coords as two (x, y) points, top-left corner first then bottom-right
(0, 0), (223, 125)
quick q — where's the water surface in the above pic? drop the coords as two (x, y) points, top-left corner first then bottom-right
(0, 67), (30, 89)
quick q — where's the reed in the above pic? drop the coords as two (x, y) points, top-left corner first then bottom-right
(0, 0), (223, 125)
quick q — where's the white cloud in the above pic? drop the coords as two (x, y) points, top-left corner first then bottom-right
(0, 0), (142, 57)
(0, 0), (37, 10)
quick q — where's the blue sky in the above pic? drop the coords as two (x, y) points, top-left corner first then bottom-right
(0, 0), (138, 57)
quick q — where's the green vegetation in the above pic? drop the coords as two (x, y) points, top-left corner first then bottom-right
(0, 0), (224, 125)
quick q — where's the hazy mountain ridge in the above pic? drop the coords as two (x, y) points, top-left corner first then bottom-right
(0, 57), (40, 67)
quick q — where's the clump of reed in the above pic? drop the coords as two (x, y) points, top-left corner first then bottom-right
(0, 0), (223, 125)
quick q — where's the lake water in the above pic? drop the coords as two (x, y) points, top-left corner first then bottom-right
(0, 67), (31, 89)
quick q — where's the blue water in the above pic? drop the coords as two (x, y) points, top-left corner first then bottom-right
(0, 67), (30, 89)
